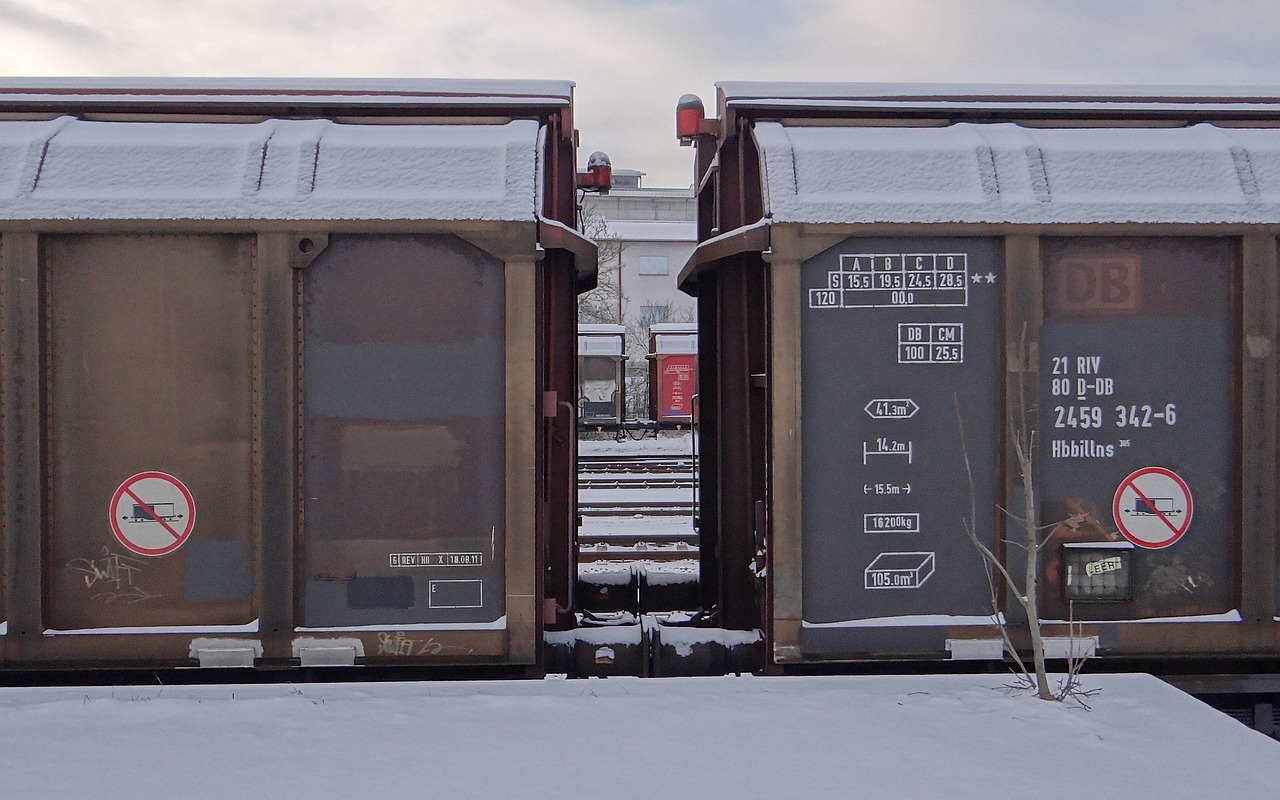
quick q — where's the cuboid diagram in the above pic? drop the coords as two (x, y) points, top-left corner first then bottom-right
(864, 552), (936, 590)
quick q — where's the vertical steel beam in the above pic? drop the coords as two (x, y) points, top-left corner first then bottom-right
(710, 253), (767, 631)
(537, 103), (584, 640)
(696, 274), (722, 614)
(255, 233), (301, 659)
(718, 125), (744, 233)
(1004, 235), (1041, 625)
(692, 115), (769, 633)
(506, 257), (539, 663)
(541, 250), (578, 631)
(1241, 234), (1277, 623)
(745, 253), (771, 632)
(541, 108), (578, 229)
(695, 137), (718, 242)
(767, 228), (803, 662)
(715, 263), (750, 628)
(1, 233), (42, 648)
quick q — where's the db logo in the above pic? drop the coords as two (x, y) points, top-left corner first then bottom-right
(1047, 254), (1141, 316)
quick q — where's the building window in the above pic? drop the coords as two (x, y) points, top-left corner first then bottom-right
(639, 305), (669, 327)
(638, 255), (669, 276)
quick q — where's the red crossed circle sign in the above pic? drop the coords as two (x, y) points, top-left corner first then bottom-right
(109, 471), (196, 556)
(1112, 466), (1193, 549)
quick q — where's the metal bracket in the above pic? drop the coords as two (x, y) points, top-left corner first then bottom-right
(290, 233), (330, 269)
(189, 638), (263, 668)
(293, 636), (364, 666)
(945, 638), (1003, 660)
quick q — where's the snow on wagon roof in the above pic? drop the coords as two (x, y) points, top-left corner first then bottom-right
(754, 120), (1280, 225)
(719, 81), (1280, 113)
(709, 83), (1280, 225)
(0, 78), (573, 222)
(0, 116), (541, 222)
(0, 77), (574, 108)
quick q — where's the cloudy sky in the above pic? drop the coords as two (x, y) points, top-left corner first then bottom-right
(3, 0), (1280, 187)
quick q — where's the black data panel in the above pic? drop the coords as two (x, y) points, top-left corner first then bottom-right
(1038, 238), (1237, 621)
(801, 238), (1003, 624)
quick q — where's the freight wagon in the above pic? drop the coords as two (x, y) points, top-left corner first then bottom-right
(0, 79), (598, 674)
(677, 83), (1280, 693)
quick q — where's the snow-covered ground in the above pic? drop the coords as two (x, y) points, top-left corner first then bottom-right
(0, 673), (1275, 798)
(579, 431), (696, 457)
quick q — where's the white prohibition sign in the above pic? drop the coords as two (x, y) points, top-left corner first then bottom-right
(1112, 466), (1193, 549)
(109, 471), (196, 556)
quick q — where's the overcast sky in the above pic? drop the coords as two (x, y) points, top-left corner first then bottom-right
(3, 0), (1280, 187)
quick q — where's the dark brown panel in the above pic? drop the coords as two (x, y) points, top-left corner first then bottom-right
(1240, 235), (1277, 624)
(1, 233), (42, 638)
(45, 234), (256, 630)
(1038, 236), (1239, 621)
(300, 234), (505, 627)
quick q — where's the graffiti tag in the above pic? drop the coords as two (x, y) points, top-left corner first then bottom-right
(66, 548), (160, 604)
(376, 632), (473, 657)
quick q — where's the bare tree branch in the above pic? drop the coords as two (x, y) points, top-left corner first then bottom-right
(956, 319), (1080, 701)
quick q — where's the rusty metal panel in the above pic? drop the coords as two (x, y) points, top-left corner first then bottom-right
(300, 234), (505, 628)
(503, 255), (538, 663)
(1038, 237), (1239, 621)
(540, 251), (579, 631)
(767, 247), (803, 663)
(44, 234), (256, 631)
(2, 233), (44, 650)
(701, 253), (768, 631)
(0, 233), (8, 634)
(1237, 235), (1276, 625)
(0, 234), (14, 635)
(254, 233), (303, 656)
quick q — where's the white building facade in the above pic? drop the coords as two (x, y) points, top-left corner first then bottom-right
(580, 170), (697, 418)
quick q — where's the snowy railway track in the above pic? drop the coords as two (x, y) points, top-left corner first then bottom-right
(577, 453), (695, 475)
(576, 445), (700, 574)
(578, 499), (696, 516)
(577, 475), (695, 490)
(577, 450), (698, 517)
(579, 531), (697, 547)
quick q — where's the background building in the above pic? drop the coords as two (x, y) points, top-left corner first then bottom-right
(580, 169), (696, 419)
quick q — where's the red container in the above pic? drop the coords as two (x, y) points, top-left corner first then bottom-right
(654, 355), (697, 423)
(648, 323), (697, 424)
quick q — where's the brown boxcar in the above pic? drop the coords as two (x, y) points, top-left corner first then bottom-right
(0, 79), (594, 672)
(679, 84), (1280, 687)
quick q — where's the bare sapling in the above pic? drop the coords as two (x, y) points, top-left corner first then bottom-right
(955, 326), (1090, 702)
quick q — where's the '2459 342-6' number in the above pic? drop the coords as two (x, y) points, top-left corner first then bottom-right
(1053, 404), (1177, 428)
